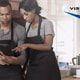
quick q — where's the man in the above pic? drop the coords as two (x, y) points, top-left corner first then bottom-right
(0, 0), (26, 80)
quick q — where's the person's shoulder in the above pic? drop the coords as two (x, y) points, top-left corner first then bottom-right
(13, 22), (26, 36)
(42, 18), (53, 25)
(42, 18), (53, 27)
(13, 22), (25, 28)
(13, 22), (26, 31)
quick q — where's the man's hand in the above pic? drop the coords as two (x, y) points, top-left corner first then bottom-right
(0, 51), (21, 65)
(2, 56), (21, 65)
(0, 51), (9, 65)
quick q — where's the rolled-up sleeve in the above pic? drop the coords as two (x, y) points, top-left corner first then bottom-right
(17, 40), (26, 65)
(14, 23), (26, 65)
(44, 20), (55, 37)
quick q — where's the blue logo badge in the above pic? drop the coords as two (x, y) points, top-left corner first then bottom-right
(65, 11), (80, 19)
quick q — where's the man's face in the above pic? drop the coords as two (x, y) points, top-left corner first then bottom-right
(0, 5), (12, 24)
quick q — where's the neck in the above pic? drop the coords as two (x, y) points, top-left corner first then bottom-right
(32, 15), (39, 25)
(0, 22), (11, 31)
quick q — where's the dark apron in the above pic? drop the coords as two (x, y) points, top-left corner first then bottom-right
(0, 23), (23, 80)
(24, 16), (61, 80)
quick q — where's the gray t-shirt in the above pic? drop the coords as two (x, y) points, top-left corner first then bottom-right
(25, 18), (55, 39)
(0, 22), (26, 64)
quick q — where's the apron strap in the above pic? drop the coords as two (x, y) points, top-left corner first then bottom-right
(26, 15), (43, 37)
(38, 15), (46, 36)
(11, 22), (14, 41)
(38, 16), (43, 36)
(26, 22), (32, 37)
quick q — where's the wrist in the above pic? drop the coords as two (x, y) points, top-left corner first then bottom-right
(26, 44), (30, 48)
(11, 57), (21, 65)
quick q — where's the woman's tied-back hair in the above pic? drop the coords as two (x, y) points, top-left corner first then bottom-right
(0, 0), (11, 8)
(19, 0), (42, 15)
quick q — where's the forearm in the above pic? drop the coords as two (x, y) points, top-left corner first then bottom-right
(4, 56), (21, 65)
(17, 51), (26, 65)
(10, 57), (21, 65)
(0, 55), (22, 65)
(11, 51), (26, 65)
(13, 35), (53, 52)
(28, 43), (52, 51)
(27, 35), (53, 51)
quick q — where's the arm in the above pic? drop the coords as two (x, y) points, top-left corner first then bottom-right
(0, 51), (9, 65)
(16, 25), (26, 65)
(13, 20), (55, 51)
(20, 34), (53, 51)
(0, 51), (19, 65)
(0, 37), (26, 65)
(28, 35), (53, 50)
(1, 25), (26, 65)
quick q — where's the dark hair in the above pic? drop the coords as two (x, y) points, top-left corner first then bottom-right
(0, 0), (11, 8)
(19, 0), (42, 15)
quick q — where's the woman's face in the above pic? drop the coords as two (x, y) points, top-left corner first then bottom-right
(20, 8), (36, 23)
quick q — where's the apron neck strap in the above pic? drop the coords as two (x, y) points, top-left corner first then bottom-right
(26, 22), (32, 37)
(11, 22), (14, 41)
(38, 16), (42, 36)
(26, 15), (42, 37)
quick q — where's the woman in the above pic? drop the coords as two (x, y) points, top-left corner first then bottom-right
(13, 0), (61, 80)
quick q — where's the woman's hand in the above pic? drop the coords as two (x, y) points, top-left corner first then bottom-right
(12, 44), (29, 52)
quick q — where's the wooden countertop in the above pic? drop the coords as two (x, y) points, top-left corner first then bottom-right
(62, 77), (80, 80)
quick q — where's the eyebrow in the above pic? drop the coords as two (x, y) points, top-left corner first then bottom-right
(0, 13), (10, 15)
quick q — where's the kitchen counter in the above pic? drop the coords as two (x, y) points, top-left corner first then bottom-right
(62, 77), (80, 80)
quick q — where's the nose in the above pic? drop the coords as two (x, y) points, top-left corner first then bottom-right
(23, 15), (27, 20)
(3, 15), (7, 20)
